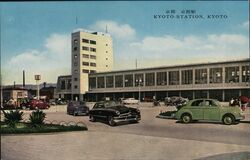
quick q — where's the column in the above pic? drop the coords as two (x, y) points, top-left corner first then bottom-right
(193, 69), (195, 85)
(239, 65), (242, 83)
(222, 90), (225, 102)
(207, 68), (210, 84)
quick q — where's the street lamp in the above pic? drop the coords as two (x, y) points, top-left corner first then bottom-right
(34, 75), (41, 100)
(136, 78), (142, 103)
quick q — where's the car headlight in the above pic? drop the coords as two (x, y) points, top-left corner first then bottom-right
(115, 111), (120, 115)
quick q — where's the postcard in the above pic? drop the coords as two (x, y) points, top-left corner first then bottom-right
(1, 1), (250, 160)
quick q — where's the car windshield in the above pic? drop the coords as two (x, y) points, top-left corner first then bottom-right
(105, 101), (122, 108)
(72, 101), (86, 106)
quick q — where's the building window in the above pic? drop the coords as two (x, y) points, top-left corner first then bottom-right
(225, 66), (239, 83)
(74, 70), (78, 74)
(106, 44), (108, 46)
(106, 65), (108, 67)
(242, 66), (250, 82)
(125, 74), (133, 87)
(60, 80), (66, 90)
(97, 77), (105, 88)
(90, 40), (96, 45)
(90, 70), (96, 74)
(106, 51), (108, 53)
(74, 62), (77, 66)
(115, 75), (123, 88)
(74, 78), (78, 81)
(82, 46), (89, 51)
(157, 72), (167, 86)
(82, 69), (89, 73)
(67, 80), (71, 90)
(135, 74), (144, 86)
(225, 66), (240, 83)
(82, 54), (89, 58)
(74, 39), (78, 44)
(106, 76), (114, 88)
(90, 48), (96, 52)
(181, 70), (193, 85)
(209, 68), (222, 83)
(145, 73), (155, 86)
(82, 62), (89, 66)
(169, 71), (179, 85)
(74, 55), (77, 59)
(74, 85), (78, 89)
(195, 69), (207, 84)
(73, 47), (77, 51)
(106, 58), (108, 60)
(90, 55), (96, 59)
(90, 63), (96, 67)
(89, 77), (96, 89)
(82, 39), (89, 43)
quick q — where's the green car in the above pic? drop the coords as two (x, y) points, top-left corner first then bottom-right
(175, 99), (245, 125)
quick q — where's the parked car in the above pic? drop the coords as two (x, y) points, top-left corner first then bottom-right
(122, 98), (139, 104)
(175, 99), (245, 125)
(67, 101), (89, 116)
(21, 99), (50, 110)
(89, 101), (141, 126)
(164, 96), (188, 107)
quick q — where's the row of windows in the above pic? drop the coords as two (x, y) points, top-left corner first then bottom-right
(82, 39), (96, 45)
(82, 46), (96, 52)
(73, 69), (96, 74)
(82, 62), (97, 67)
(89, 66), (250, 89)
(82, 54), (96, 59)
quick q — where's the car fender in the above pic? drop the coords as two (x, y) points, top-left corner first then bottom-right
(220, 107), (241, 120)
(175, 109), (193, 120)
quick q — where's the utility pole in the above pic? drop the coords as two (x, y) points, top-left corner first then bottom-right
(35, 75), (41, 100)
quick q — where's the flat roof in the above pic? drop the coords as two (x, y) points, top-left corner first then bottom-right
(90, 58), (250, 75)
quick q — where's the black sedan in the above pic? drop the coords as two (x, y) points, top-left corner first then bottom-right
(89, 101), (141, 126)
(67, 101), (89, 116)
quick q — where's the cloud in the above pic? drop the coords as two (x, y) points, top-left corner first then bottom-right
(90, 20), (136, 40)
(239, 21), (249, 30)
(2, 33), (71, 85)
(45, 34), (70, 54)
(114, 34), (249, 70)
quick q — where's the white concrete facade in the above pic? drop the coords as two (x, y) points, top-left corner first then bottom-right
(71, 31), (113, 100)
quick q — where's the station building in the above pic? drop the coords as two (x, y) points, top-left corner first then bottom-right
(86, 59), (250, 102)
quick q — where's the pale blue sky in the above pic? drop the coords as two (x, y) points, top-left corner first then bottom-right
(0, 1), (249, 85)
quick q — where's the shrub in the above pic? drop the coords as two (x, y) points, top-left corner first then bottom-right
(29, 110), (46, 128)
(3, 110), (24, 128)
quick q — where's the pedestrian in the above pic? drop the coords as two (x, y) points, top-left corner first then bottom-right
(239, 96), (249, 111)
(229, 98), (234, 106)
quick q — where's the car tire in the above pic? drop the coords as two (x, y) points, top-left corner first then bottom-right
(181, 113), (192, 124)
(89, 115), (96, 122)
(222, 114), (235, 125)
(108, 116), (116, 126)
(73, 112), (78, 116)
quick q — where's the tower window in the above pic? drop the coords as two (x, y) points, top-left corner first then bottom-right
(82, 46), (89, 51)
(82, 39), (89, 43)
(90, 40), (96, 45)
(90, 48), (96, 52)
(82, 62), (89, 66)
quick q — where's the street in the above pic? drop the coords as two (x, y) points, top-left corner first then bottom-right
(1, 103), (250, 160)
